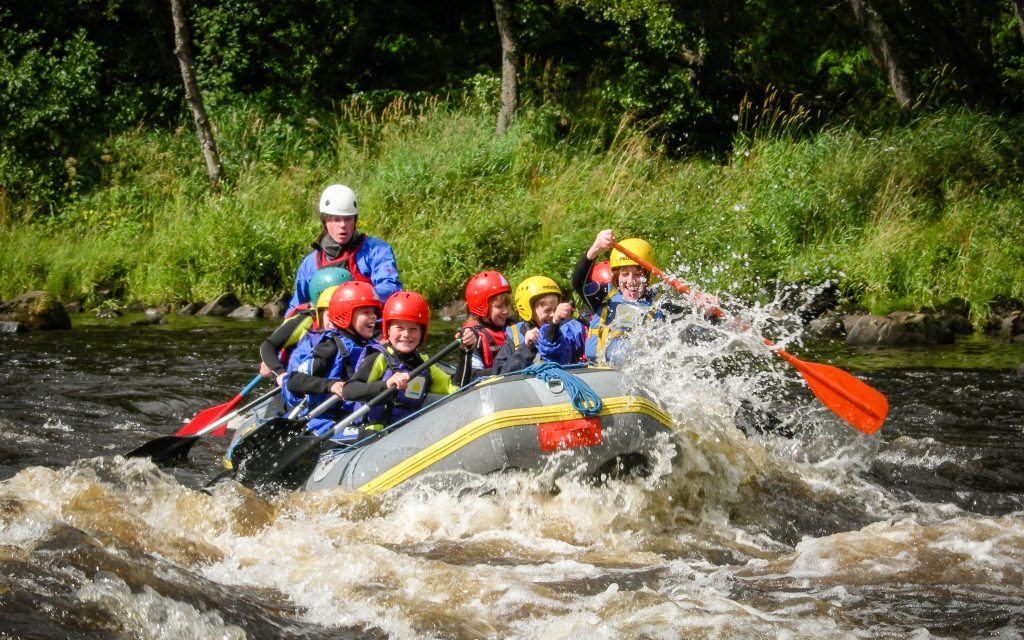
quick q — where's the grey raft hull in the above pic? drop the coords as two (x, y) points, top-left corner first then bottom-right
(303, 366), (675, 493)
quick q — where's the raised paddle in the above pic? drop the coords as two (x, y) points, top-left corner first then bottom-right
(233, 338), (465, 489)
(611, 241), (889, 434)
(126, 385), (282, 462)
(175, 373), (265, 436)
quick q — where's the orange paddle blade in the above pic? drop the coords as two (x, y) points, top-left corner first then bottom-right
(775, 349), (888, 434)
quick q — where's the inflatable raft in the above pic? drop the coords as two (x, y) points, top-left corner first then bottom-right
(277, 365), (676, 493)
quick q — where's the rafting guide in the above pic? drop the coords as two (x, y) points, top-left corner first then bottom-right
(287, 183), (403, 315)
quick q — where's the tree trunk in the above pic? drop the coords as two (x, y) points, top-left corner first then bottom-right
(849, 0), (916, 112)
(492, 0), (519, 136)
(169, 0), (223, 188)
(1013, 0), (1024, 43)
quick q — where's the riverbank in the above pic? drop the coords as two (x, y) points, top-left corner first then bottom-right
(2, 101), (1022, 324)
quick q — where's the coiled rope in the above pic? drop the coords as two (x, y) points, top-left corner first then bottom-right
(517, 362), (603, 417)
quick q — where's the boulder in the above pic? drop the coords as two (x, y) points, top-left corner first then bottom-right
(0, 291), (71, 330)
(438, 299), (467, 323)
(845, 312), (954, 346)
(261, 291), (290, 319)
(0, 321), (26, 334)
(197, 293), (240, 317)
(804, 310), (845, 340)
(995, 311), (1024, 341)
(176, 302), (205, 315)
(228, 304), (263, 320)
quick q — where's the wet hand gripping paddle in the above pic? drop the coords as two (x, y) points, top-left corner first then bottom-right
(232, 339), (464, 489)
(611, 242), (888, 434)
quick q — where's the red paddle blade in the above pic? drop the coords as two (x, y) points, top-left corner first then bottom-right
(777, 350), (888, 434)
(174, 398), (237, 436)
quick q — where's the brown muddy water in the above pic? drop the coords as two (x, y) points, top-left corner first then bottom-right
(1, 311), (1022, 639)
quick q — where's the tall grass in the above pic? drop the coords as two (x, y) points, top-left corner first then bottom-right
(1, 97), (1022, 323)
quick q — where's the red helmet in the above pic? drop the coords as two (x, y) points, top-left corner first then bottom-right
(383, 291), (430, 342)
(464, 271), (511, 317)
(328, 281), (381, 330)
(590, 261), (612, 285)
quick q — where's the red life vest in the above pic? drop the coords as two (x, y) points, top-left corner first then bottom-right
(316, 235), (370, 284)
(462, 318), (507, 369)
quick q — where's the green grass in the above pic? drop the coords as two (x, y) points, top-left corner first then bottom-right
(2, 99), (1022, 325)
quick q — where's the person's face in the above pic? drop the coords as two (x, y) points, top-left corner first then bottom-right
(617, 266), (647, 301)
(323, 215), (357, 245)
(388, 319), (422, 353)
(350, 306), (378, 340)
(488, 298), (511, 327)
(531, 294), (560, 325)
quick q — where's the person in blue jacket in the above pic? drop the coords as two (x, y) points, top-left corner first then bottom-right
(493, 276), (586, 374)
(284, 281), (382, 440)
(286, 184), (402, 315)
(571, 229), (662, 365)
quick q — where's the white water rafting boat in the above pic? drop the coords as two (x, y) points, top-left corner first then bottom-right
(225, 365), (675, 493)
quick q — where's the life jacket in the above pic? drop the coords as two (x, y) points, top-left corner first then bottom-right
(355, 342), (431, 430)
(283, 330), (366, 431)
(507, 320), (542, 367)
(315, 235), (370, 284)
(462, 317), (507, 369)
(586, 288), (660, 364)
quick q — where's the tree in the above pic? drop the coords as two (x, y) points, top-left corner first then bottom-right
(849, 0), (916, 112)
(492, 0), (520, 135)
(169, 0), (223, 189)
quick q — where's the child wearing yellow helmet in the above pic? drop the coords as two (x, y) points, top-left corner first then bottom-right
(571, 229), (663, 364)
(493, 276), (587, 374)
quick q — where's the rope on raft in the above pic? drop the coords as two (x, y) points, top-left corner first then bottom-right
(517, 361), (603, 417)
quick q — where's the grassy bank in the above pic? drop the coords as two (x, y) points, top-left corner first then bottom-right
(2, 98), (1023, 323)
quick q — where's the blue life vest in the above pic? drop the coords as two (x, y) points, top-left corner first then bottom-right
(283, 330), (367, 438)
(585, 288), (661, 364)
(355, 342), (431, 429)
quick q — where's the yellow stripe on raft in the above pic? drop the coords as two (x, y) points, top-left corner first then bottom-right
(356, 395), (673, 494)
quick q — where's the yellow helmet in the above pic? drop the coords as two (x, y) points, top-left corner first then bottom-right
(609, 238), (654, 270)
(514, 276), (562, 322)
(316, 285), (340, 310)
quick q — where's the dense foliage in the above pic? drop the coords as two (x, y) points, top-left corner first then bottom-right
(1, 1), (1023, 318)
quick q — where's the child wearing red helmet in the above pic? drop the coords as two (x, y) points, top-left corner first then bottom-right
(284, 281), (382, 439)
(343, 291), (475, 435)
(461, 270), (513, 373)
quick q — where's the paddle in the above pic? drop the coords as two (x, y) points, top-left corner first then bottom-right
(233, 338), (465, 488)
(611, 241), (889, 434)
(175, 373), (265, 436)
(126, 385), (282, 462)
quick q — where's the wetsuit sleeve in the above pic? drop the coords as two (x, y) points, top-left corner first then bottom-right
(341, 352), (389, 401)
(493, 338), (536, 374)
(358, 237), (403, 303)
(571, 253), (605, 315)
(259, 315), (306, 374)
(286, 251), (317, 315)
(286, 339), (340, 395)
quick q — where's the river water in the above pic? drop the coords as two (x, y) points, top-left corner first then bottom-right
(1, 311), (1022, 639)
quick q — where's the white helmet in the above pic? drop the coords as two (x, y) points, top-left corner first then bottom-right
(318, 184), (358, 217)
